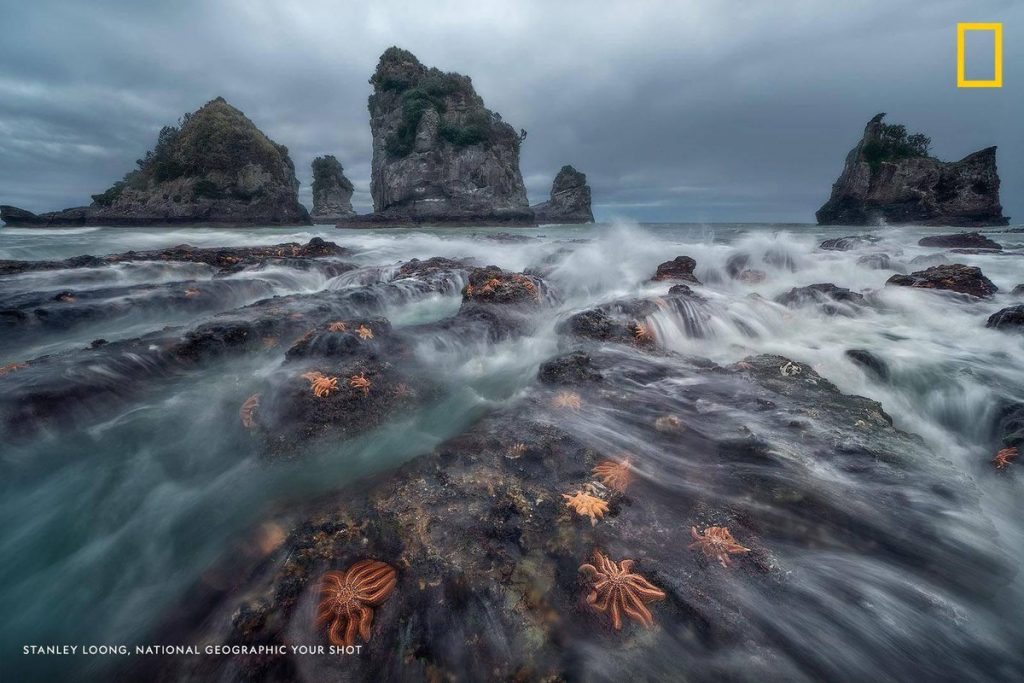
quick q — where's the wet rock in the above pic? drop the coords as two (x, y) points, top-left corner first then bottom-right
(462, 266), (545, 306)
(886, 264), (998, 299)
(986, 305), (1024, 332)
(819, 235), (880, 251)
(651, 255), (700, 283)
(918, 232), (1002, 250)
(908, 253), (948, 268)
(537, 352), (603, 385)
(155, 348), (1008, 683)
(845, 349), (890, 381)
(994, 403), (1024, 449)
(857, 253), (892, 270)
(0, 238), (350, 277)
(775, 283), (866, 315)
(1012, 284), (1024, 296)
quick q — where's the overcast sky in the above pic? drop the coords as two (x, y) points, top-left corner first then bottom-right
(0, 0), (1019, 223)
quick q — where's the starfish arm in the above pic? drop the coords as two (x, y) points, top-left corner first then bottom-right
(619, 559), (635, 573)
(608, 598), (623, 630)
(357, 605), (374, 643)
(690, 527), (701, 541)
(361, 574), (397, 604)
(622, 591), (655, 628)
(328, 617), (349, 647)
(579, 563), (599, 578)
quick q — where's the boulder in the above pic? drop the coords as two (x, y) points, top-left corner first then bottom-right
(775, 283), (866, 315)
(310, 155), (355, 222)
(819, 235), (881, 251)
(857, 253), (892, 270)
(651, 255), (700, 283)
(1012, 284), (1024, 296)
(986, 305), (1024, 332)
(918, 232), (1002, 250)
(845, 349), (890, 381)
(530, 165), (594, 224)
(816, 114), (1008, 226)
(2, 97), (310, 226)
(886, 264), (998, 298)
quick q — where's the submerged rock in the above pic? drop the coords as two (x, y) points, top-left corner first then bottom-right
(819, 235), (881, 251)
(845, 349), (890, 381)
(816, 113), (1008, 226)
(344, 47), (532, 227)
(2, 97), (310, 226)
(857, 253), (892, 270)
(776, 283), (866, 315)
(986, 305), (1024, 332)
(309, 155), (355, 222)
(531, 165), (594, 224)
(651, 255), (700, 283)
(886, 264), (998, 299)
(918, 232), (1002, 250)
(1012, 284), (1024, 297)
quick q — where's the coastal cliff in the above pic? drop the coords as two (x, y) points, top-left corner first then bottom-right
(338, 47), (532, 227)
(816, 113), (1007, 227)
(310, 155), (355, 223)
(531, 165), (594, 224)
(1, 97), (309, 227)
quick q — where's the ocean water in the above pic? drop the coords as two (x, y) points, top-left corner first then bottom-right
(1, 221), (1022, 681)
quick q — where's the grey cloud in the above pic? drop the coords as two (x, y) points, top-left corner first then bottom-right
(1, 0), (1019, 222)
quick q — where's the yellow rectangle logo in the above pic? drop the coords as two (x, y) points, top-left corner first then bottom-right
(957, 23), (1003, 88)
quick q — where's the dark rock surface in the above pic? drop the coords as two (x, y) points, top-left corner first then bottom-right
(1, 98), (309, 227)
(531, 165), (594, 224)
(144, 348), (1006, 683)
(886, 264), (998, 298)
(986, 305), (1024, 332)
(310, 155), (355, 222)
(816, 114), (1008, 226)
(918, 232), (1002, 250)
(0, 238), (349, 277)
(1012, 284), (1024, 296)
(845, 349), (890, 381)
(651, 255), (700, 283)
(348, 47), (532, 227)
(819, 235), (881, 251)
(776, 283), (866, 315)
(857, 253), (892, 270)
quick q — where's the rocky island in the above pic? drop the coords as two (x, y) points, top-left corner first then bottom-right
(816, 113), (1008, 227)
(531, 165), (595, 224)
(336, 47), (535, 227)
(1, 97), (310, 227)
(310, 155), (356, 223)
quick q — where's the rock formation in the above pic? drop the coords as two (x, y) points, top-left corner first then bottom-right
(886, 264), (998, 298)
(337, 47), (532, 227)
(1, 97), (309, 227)
(531, 165), (594, 223)
(651, 255), (700, 283)
(816, 114), (1008, 227)
(310, 155), (355, 222)
(918, 231), (1002, 250)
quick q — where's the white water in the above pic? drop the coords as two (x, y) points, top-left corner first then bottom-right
(0, 221), (1022, 681)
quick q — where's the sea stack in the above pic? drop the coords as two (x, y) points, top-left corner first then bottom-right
(531, 165), (594, 224)
(1, 97), (309, 227)
(337, 47), (532, 227)
(816, 113), (1007, 227)
(310, 155), (355, 223)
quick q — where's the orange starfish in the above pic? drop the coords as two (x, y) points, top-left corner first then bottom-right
(593, 458), (633, 493)
(184, 287), (201, 298)
(239, 393), (261, 429)
(507, 442), (527, 459)
(654, 415), (681, 432)
(993, 447), (1018, 470)
(349, 372), (371, 396)
(328, 321), (348, 333)
(629, 321), (655, 344)
(578, 551), (665, 630)
(316, 560), (397, 647)
(563, 490), (609, 525)
(357, 324), (374, 340)
(689, 526), (751, 568)
(552, 390), (582, 411)
(0, 363), (27, 377)
(302, 371), (339, 398)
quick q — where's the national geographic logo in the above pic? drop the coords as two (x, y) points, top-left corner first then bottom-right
(957, 22), (1003, 88)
